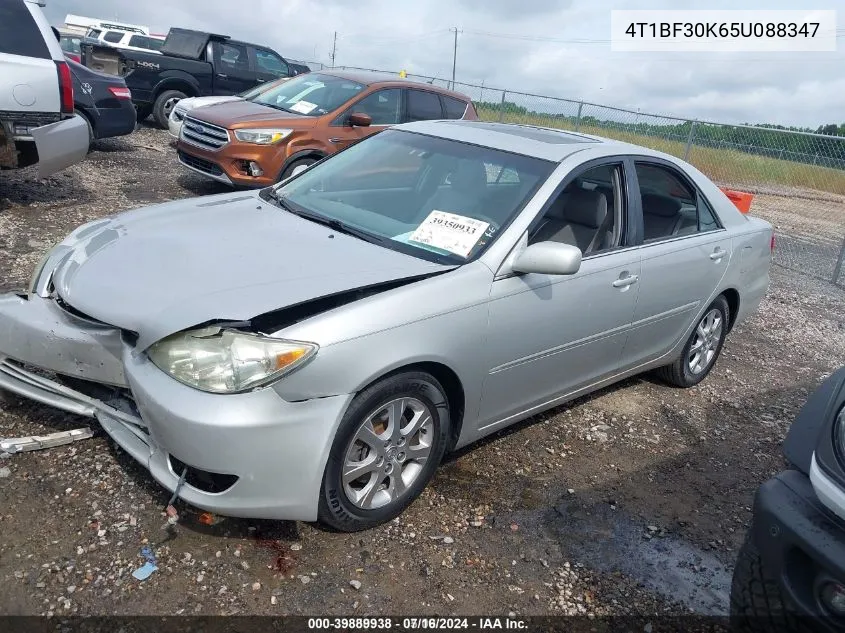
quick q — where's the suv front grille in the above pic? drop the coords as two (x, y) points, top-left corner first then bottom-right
(178, 150), (224, 177)
(181, 116), (229, 150)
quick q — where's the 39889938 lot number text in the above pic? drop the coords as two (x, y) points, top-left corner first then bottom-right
(624, 21), (820, 38)
(308, 618), (475, 629)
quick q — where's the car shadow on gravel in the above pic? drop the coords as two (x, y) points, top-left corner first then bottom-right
(0, 170), (93, 210)
(428, 377), (817, 613)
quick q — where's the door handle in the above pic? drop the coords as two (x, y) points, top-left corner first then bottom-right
(256, 78), (266, 82)
(710, 248), (727, 261)
(329, 137), (343, 144)
(612, 274), (639, 288)
(217, 73), (228, 79)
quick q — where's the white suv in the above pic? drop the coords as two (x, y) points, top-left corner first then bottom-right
(0, 0), (89, 178)
(86, 27), (165, 54)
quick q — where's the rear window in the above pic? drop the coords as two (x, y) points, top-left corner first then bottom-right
(61, 35), (82, 55)
(406, 90), (443, 122)
(129, 34), (149, 48)
(442, 96), (468, 119)
(102, 31), (125, 44)
(0, 1), (51, 59)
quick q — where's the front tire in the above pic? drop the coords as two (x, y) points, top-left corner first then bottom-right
(730, 536), (812, 632)
(153, 90), (186, 129)
(279, 157), (317, 181)
(656, 295), (730, 388)
(317, 372), (451, 532)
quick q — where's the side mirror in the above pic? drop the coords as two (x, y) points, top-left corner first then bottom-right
(348, 112), (372, 127)
(511, 242), (582, 276)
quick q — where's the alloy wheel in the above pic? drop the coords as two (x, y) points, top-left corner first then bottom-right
(342, 397), (434, 510)
(688, 308), (723, 375)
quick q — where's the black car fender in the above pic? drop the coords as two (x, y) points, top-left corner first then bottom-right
(783, 366), (845, 475)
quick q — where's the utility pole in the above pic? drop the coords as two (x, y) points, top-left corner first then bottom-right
(330, 31), (337, 68)
(450, 27), (461, 90)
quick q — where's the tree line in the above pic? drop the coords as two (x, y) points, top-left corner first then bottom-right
(475, 100), (845, 167)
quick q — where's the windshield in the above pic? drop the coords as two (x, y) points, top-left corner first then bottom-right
(239, 76), (290, 100)
(252, 73), (365, 116)
(270, 130), (554, 264)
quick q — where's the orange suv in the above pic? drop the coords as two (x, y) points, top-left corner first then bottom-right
(175, 70), (478, 187)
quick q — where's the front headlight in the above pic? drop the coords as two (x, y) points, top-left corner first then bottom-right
(147, 326), (317, 394)
(234, 128), (293, 145)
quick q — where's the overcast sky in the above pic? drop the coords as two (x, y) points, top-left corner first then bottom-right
(46, 0), (844, 128)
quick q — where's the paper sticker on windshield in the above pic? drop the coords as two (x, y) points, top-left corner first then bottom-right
(289, 100), (318, 114)
(408, 211), (490, 258)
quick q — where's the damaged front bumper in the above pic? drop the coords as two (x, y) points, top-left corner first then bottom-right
(0, 292), (352, 521)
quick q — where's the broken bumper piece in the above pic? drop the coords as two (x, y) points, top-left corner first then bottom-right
(0, 427), (93, 453)
(0, 292), (353, 521)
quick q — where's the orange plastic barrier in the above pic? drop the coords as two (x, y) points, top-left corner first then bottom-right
(720, 188), (754, 214)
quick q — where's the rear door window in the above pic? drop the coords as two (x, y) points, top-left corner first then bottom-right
(0, 1), (51, 59)
(213, 42), (250, 71)
(128, 34), (150, 48)
(442, 96), (468, 119)
(406, 89), (444, 122)
(102, 31), (125, 44)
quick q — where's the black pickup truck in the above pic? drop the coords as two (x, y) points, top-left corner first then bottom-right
(81, 28), (301, 128)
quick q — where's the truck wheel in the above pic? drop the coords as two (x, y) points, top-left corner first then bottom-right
(730, 535), (813, 632)
(153, 90), (186, 129)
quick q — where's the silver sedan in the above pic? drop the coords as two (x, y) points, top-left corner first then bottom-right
(0, 120), (773, 531)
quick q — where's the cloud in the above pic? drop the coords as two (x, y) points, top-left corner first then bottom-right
(45, 0), (845, 128)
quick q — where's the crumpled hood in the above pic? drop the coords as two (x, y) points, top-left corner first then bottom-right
(49, 192), (450, 350)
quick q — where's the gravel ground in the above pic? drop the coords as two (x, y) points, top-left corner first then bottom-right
(1, 125), (845, 617)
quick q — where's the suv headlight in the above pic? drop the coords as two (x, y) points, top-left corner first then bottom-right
(234, 128), (293, 145)
(148, 326), (317, 394)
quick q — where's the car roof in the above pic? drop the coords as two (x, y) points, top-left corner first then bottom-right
(395, 119), (669, 163)
(310, 70), (473, 101)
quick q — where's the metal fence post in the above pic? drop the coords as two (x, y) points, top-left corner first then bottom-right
(497, 90), (507, 123)
(574, 101), (584, 132)
(834, 233), (845, 286)
(684, 120), (697, 161)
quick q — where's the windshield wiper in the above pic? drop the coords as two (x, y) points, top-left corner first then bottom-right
(261, 102), (295, 114)
(264, 191), (384, 245)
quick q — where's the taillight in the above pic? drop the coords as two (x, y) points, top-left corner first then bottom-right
(66, 53), (81, 63)
(56, 61), (74, 115)
(770, 233), (776, 253)
(108, 86), (132, 100)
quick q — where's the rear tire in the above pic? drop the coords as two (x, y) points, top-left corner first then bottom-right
(730, 535), (813, 632)
(317, 371), (451, 532)
(135, 105), (152, 122)
(655, 295), (730, 388)
(74, 109), (95, 147)
(153, 90), (186, 129)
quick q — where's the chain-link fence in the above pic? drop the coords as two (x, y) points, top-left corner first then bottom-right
(302, 62), (845, 287)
